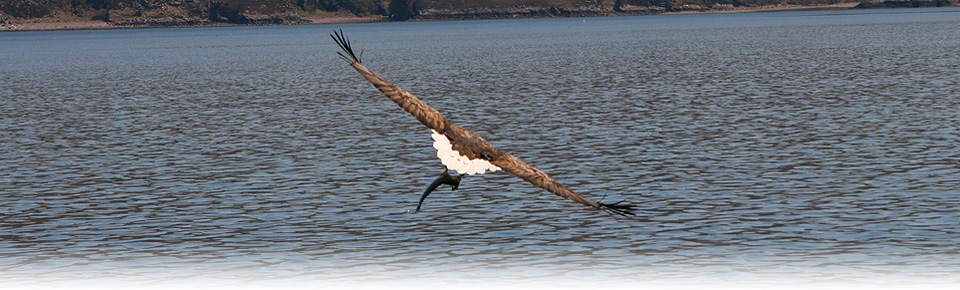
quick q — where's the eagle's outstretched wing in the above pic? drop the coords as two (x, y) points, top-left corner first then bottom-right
(331, 30), (448, 133)
(331, 30), (633, 216)
(491, 152), (634, 216)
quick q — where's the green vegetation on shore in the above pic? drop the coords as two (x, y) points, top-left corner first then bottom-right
(1, 0), (957, 28)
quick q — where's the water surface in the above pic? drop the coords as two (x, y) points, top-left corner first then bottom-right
(2, 7), (960, 289)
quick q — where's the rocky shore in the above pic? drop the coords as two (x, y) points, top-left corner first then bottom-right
(2, 0), (957, 32)
(412, 2), (864, 20)
(1, 15), (386, 31)
(854, 0), (959, 8)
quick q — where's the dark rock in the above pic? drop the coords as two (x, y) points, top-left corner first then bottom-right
(0, 11), (11, 24)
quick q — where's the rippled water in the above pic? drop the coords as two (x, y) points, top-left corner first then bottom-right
(2, 7), (960, 289)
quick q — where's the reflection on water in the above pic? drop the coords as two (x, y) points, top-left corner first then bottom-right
(2, 7), (960, 288)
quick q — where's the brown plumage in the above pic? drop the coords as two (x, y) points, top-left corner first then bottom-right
(331, 30), (633, 216)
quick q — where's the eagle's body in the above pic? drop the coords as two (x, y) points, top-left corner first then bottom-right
(331, 30), (633, 216)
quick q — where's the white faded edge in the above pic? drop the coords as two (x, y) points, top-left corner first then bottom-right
(431, 129), (500, 175)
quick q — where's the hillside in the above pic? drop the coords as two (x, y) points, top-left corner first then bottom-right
(1, 0), (957, 30)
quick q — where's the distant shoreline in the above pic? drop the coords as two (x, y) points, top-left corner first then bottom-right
(1, 16), (388, 32)
(0, 2), (950, 32)
(663, 2), (861, 14)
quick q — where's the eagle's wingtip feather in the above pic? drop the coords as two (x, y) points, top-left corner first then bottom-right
(331, 29), (361, 63)
(600, 201), (636, 217)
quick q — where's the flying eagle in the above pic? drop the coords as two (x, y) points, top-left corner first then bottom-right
(331, 30), (634, 216)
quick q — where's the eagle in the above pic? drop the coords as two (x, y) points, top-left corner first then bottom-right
(331, 30), (633, 216)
